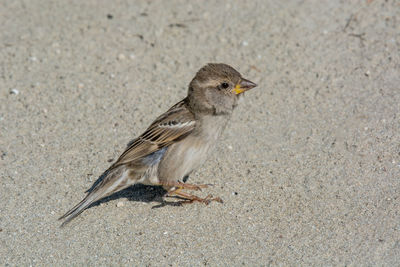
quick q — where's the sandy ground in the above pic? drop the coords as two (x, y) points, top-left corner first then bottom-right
(1, 0), (399, 265)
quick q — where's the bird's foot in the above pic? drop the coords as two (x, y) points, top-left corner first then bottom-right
(162, 181), (222, 205)
(167, 190), (223, 205)
(181, 194), (224, 205)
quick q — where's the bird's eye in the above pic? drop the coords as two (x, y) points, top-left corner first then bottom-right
(221, 82), (229, 89)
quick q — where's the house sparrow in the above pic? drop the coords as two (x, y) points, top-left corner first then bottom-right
(59, 63), (257, 226)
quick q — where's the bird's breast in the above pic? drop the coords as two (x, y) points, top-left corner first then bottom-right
(157, 114), (230, 182)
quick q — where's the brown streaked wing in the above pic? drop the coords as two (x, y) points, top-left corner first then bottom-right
(110, 99), (195, 168)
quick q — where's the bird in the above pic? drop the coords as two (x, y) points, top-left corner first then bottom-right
(59, 63), (257, 226)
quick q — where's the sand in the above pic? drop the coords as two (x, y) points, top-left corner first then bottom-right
(1, 0), (399, 265)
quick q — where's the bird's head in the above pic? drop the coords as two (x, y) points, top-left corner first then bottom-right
(187, 63), (257, 115)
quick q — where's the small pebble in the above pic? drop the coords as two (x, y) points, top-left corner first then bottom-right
(242, 41), (248, 46)
(227, 145), (233, 150)
(117, 201), (124, 207)
(78, 83), (84, 89)
(118, 53), (126, 60)
(10, 89), (19, 95)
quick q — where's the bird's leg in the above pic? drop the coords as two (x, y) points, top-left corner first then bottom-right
(160, 181), (209, 191)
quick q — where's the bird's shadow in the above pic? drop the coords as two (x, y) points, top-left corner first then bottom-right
(83, 172), (191, 211)
(89, 184), (185, 210)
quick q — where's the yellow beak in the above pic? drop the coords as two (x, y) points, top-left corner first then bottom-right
(233, 84), (246, 95)
(233, 78), (257, 95)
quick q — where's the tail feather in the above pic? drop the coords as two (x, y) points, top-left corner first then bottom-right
(59, 194), (97, 227)
(59, 166), (132, 227)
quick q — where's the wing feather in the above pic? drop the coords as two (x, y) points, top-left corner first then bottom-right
(110, 99), (195, 168)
